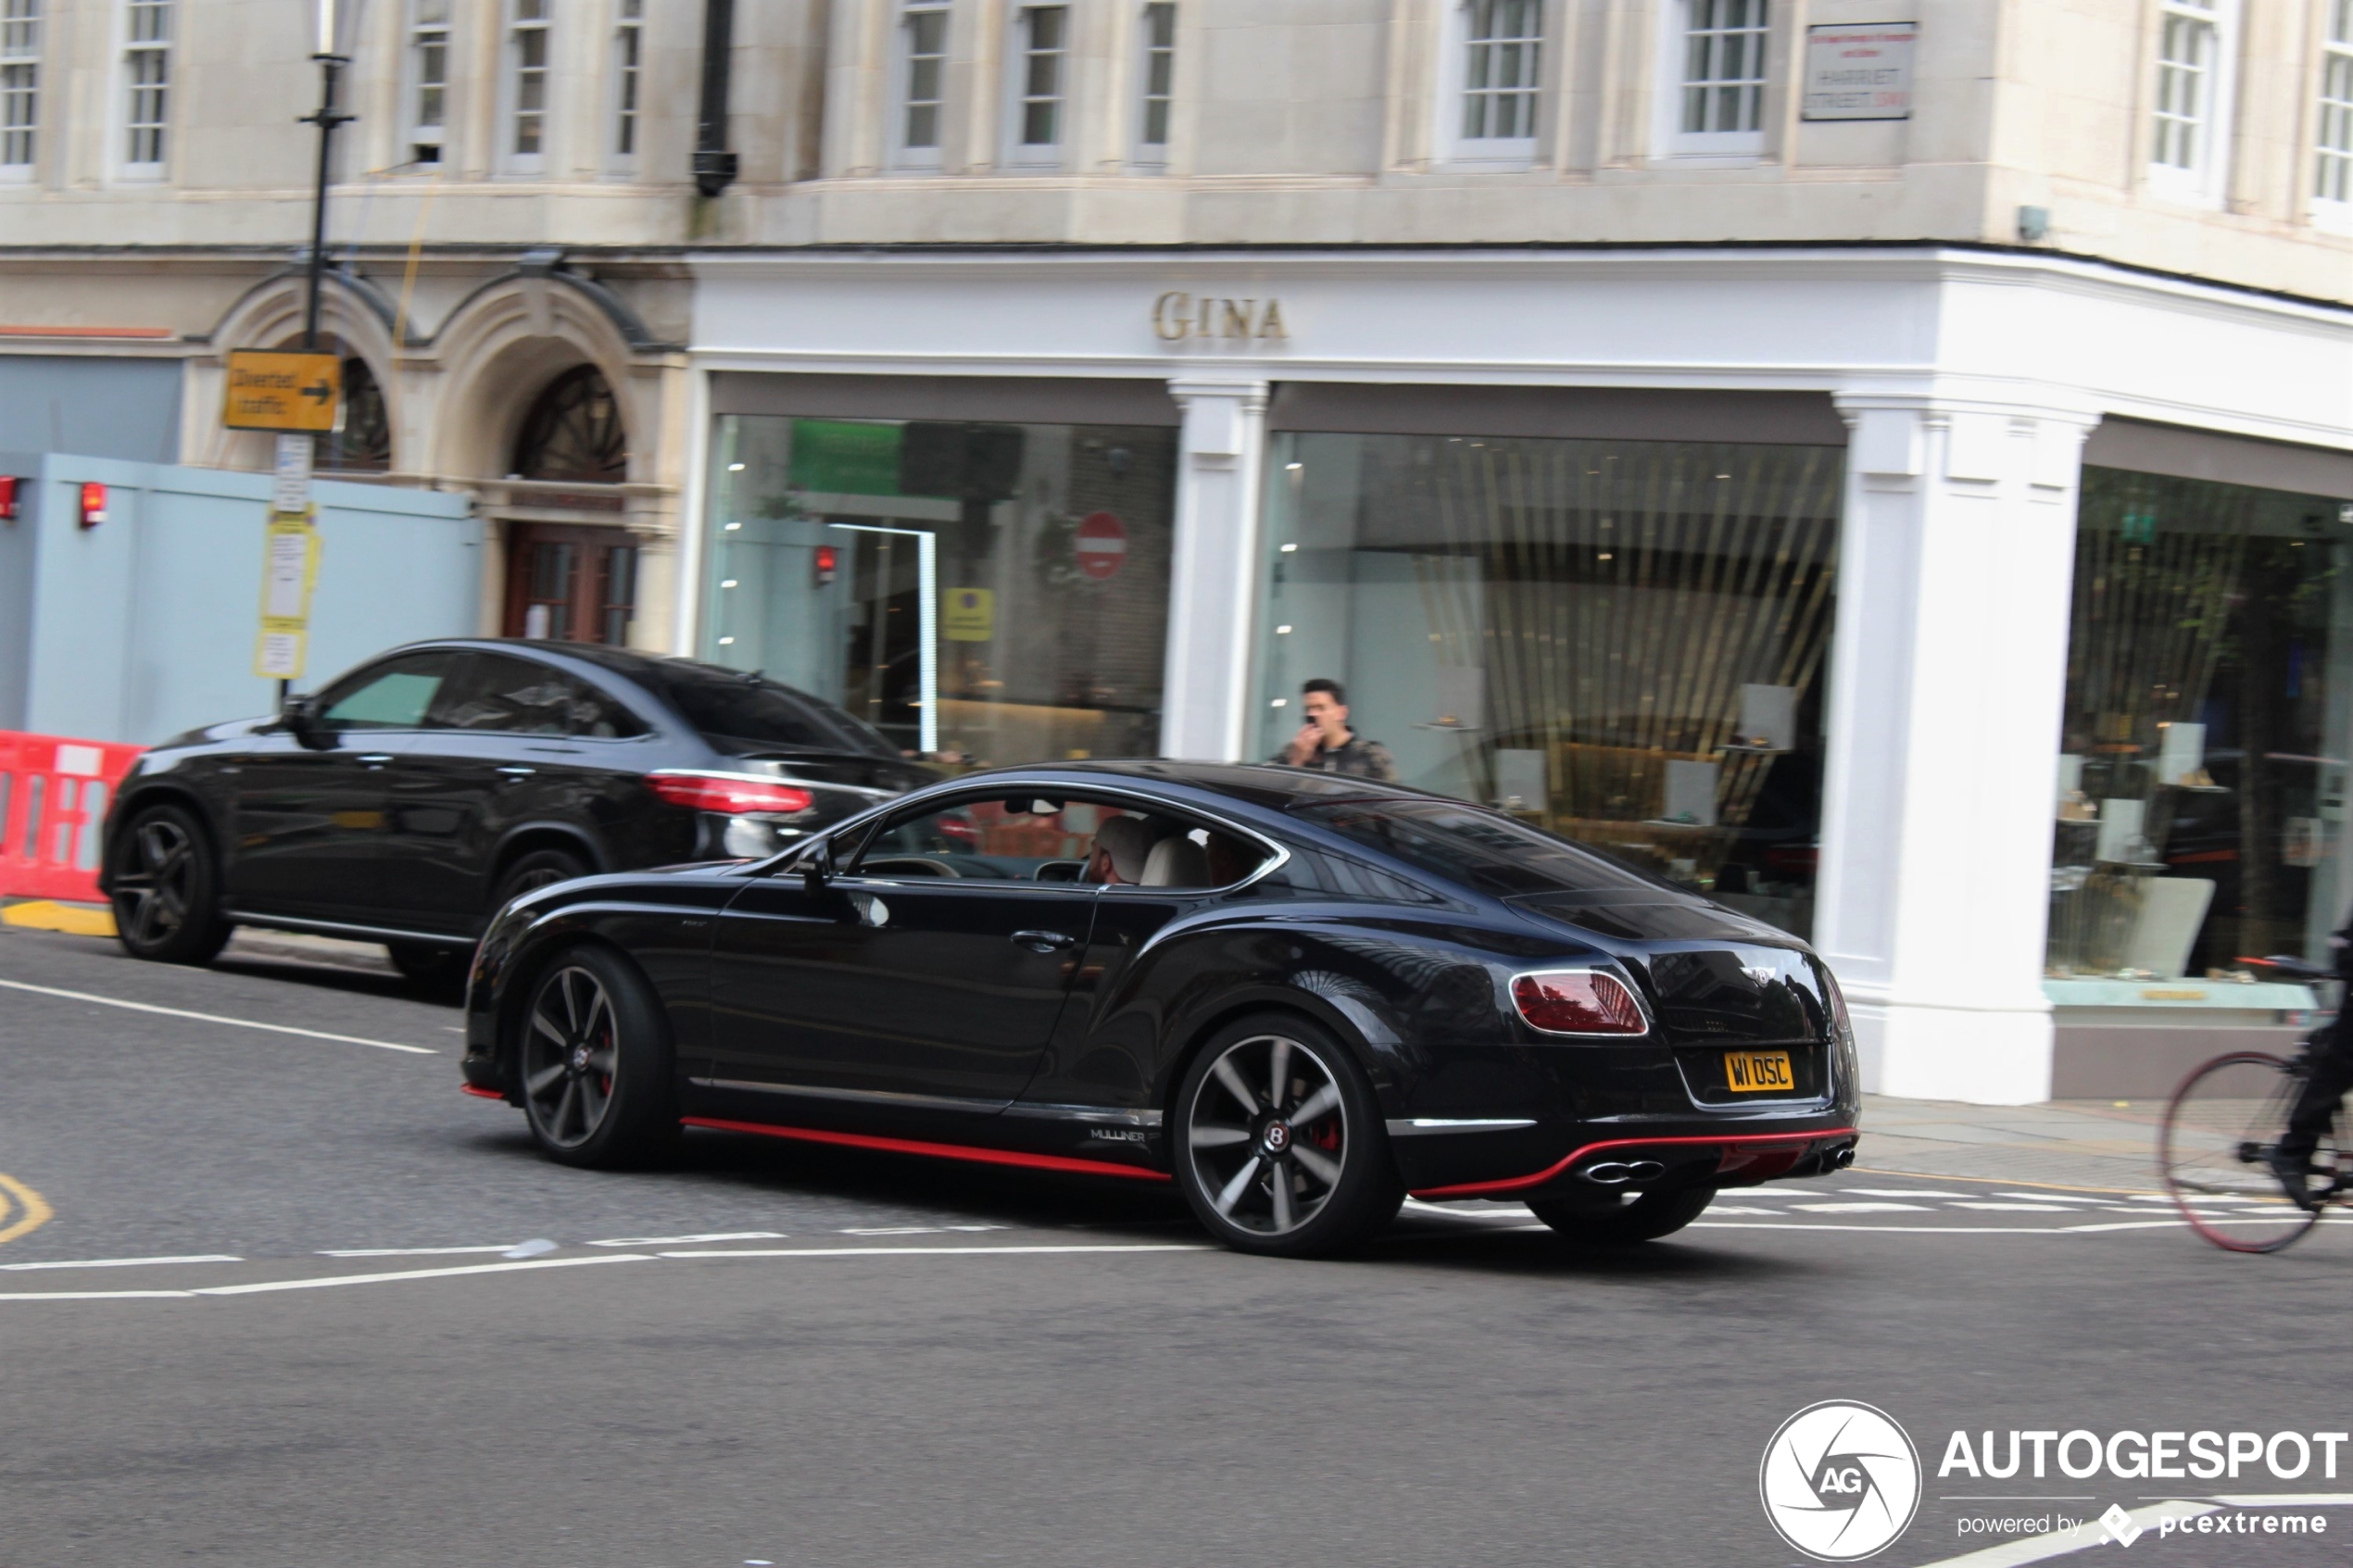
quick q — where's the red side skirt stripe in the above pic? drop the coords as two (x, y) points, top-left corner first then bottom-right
(1410, 1127), (1859, 1200)
(459, 1083), (508, 1101)
(680, 1115), (1174, 1183)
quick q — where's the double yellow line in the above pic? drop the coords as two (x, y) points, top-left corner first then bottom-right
(0, 1173), (53, 1246)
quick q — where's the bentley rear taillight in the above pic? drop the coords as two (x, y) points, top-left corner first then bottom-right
(646, 771), (816, 816)
(1511, 971), (1649, 1036)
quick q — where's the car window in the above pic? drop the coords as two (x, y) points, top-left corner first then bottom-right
(1291, 797), (1674, 897)
(848, 794), (1266, 890)
(431, 654), (647, 737)
(648, 663), (899, 758)
(316, 651), (459, 731)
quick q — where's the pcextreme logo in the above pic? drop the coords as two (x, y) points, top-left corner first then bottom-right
(1759, 1400), (1924, 1561)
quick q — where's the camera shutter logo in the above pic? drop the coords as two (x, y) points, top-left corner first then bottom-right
(1759, 1401), (1922, 1561)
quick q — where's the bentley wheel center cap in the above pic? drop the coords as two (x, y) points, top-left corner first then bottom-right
(570, 1047), (590, 1072)
(1264, 1121), (1292, 1153)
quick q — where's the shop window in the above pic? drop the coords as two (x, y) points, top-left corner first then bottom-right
(2149, 0), (2236, 206)
(407, 0), (448, 166)
(1669, 0), (1767, 154)
(2316, 0), (2353, 213)
(1136, 2), (1174, 163)
(2048, 470), (2353, 990)
(123, 0), (170, 171)
(2, 0), (41, 174)
(513, 365), (627, 483)
(705, 414), (1178, 769)
(1255, 432), (1843, 938)
(898, 0), (949, 167)
(1452, 0), (1541, 162)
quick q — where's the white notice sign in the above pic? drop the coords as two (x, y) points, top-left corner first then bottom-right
(1802, 23), (1916, 121)
(272, 433), (314, 515)
(264, 528), (310, 619)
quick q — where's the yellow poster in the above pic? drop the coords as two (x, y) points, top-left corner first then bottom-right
(254, 508), (321, 680)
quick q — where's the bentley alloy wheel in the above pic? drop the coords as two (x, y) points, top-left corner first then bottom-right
(108, 803), (230, 965)
(1176, 1016), (1401, 1256)
(522, 963), (619, 1152)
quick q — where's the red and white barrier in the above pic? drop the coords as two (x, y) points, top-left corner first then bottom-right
(0, 732), (145, 904)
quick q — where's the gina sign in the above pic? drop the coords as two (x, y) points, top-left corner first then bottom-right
(1151, 292), (1289, 345)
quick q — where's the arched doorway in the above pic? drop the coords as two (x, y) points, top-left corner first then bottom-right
(502, 364), (638, 644)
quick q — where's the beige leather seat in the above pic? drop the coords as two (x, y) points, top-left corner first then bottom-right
(1141, 835), (1210, 888)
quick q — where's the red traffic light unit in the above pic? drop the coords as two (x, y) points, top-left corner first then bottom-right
(78, 482), (107, 529)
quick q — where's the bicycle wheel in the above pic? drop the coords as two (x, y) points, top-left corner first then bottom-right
(2159, 1052), (2328, 1253)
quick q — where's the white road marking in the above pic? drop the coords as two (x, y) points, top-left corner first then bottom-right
(1993, 1191), (2086, 1204)
(585, 1231), (786, 1248)
(1838, 1188), (1975, 1198)
(1692, 1219), (2188, 1234)
(1793, 1201), (1931, 1212)
(0, 1253), (240, 1271)
(658, 1244), (1213, 1259)
(0, 977), (436, 1055)
(1914, 1500), (2217, 1566)
(501, 1239), (558, 1260)
(319, 1245), (522, 1258)
(1952, 1202), (2084, 1211)
(0, 1289), (199, 1301)
(193, 1254), (653, 1295)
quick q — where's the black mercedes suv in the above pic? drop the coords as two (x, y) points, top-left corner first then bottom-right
(97, 640), (934, 984)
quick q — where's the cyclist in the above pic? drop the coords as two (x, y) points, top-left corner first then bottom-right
(2272, 938), (2353, 1210)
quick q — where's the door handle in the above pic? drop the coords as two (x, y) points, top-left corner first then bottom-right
(357, 754), (394, 770)
(1012, 929), (1076, 953)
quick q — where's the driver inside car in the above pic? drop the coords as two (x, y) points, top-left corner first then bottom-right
(1084, 814), (1153, 885)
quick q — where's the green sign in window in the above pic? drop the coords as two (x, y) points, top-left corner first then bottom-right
(788, 420), (905, 496)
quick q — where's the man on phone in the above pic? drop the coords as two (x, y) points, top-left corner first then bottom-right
(1272, 678), (1399, 782)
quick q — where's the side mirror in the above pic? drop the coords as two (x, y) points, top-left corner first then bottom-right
(801, 841), (835, 889)
(281, 695), (332, 749)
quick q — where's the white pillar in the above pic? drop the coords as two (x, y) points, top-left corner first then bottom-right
(1160, 376), (1269, 760)
(1814, 394), (2096, 1104)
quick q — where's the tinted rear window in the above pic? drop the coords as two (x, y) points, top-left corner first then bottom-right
(1292, 798), (1676, 898)
(651, 666), (899, 758)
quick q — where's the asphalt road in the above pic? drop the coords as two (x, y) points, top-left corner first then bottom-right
(4, 922), (2351, 1568)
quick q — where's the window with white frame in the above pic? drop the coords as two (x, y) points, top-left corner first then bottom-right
(510, 0), (550, 164)
(123, 0), (170, 169)
(1673, 0), (1767, 149)
(1, 0), (37, 173)
(899, 0), (948, 165)
(2149, 0), (2236, 203)
(1013, 6), (1068, 157)
(408, 0), (449, 165)
(1138, 2), (1174, 159)
(2320, 2), (2353, 206)
(613, 0), (644, 159)
(1007, 4), (1073, 160)
(1459, 0), (1541, 149)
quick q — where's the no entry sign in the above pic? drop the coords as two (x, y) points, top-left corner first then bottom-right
(1075, 511), (1127, 581)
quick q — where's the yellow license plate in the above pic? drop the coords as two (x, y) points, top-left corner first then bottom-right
(1724, 1050), (1795, 1093)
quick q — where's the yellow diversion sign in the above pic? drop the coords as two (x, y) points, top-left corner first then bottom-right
(223, 350), (342, 433)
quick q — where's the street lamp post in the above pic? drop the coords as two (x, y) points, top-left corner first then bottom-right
(301, 0), (365, 354)
(280, 1), (363, 711)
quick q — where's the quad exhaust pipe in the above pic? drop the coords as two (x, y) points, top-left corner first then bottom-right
(1580, 1159), (1667, 1185)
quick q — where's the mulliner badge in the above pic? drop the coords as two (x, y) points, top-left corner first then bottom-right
(1760, 1401), (1923, 1561)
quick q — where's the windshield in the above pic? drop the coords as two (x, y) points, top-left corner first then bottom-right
(1292, 797), (1678, 898)
(649, 665), (900, 759)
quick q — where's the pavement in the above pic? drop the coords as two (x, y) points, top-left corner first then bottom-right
(4, 917), (2350, 1568)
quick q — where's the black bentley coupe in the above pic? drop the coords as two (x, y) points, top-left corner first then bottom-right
(460, 761), (1860, 1257)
